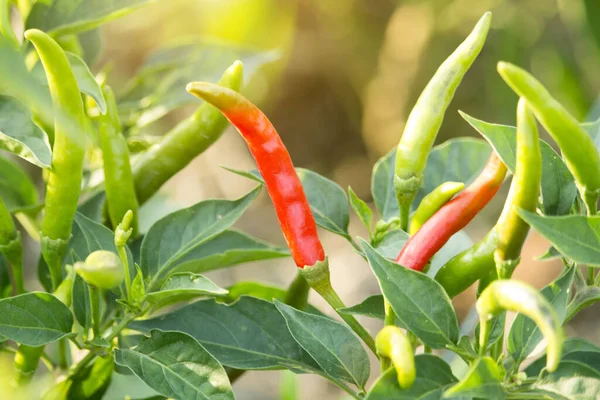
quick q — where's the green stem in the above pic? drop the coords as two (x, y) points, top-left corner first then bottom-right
(15, 212), (41, 242)
(588, 267), (595, 286)
(14, 345), (44, 385)
(89, 285), (100, 337)
(478, 319), (491, 357)
(283, 272), (310, 310)
(57, 339), (68, 369)
(117, 244), (131, 303)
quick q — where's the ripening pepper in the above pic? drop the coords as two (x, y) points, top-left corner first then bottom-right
(376, 326), (416, 389)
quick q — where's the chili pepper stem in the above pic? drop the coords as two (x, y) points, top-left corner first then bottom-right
(478, 319), (491, 357)
(89, 285), (101, 338)
(0, 233), (25, 294)
(300, 259), (376, 353)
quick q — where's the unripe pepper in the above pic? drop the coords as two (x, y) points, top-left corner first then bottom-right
(394, 12), (491, 210)
(477, 280), (562, 372)
(409, 181), (464, 235)
(133, 61), (244, 205)
(187, 83), (376, 353)
(497, 62), (600, 214)
(186, 83), (324, 268)
(396, 153), (507, 272)
(376, 326), (416, 389)
(75, 250), (124, 290)
(0, 197), (24, 293)
(25, 29), (86, 290)
(99, 86), (139, 236)
(435, 98), (542, 294)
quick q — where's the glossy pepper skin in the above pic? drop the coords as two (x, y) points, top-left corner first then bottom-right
(133, 61), (244, 205)
(376, 326), (416, 389)
(99, 86), (139, 236)
(186, 83), (325, 268)
(409, 181), (464, 235)
(396, 153), (507, 272)
(497, 62), (600, 213)
(25, 29), (86, 289)
(495, 98), (541, 278)
(477, 280), (563, 372)
(394, 12), (491, 209)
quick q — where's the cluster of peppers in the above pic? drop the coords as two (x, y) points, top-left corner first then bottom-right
(0, 9), (594, 390)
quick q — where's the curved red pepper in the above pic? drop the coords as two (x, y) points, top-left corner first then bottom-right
(396, 153), (507, 271)
(186, 83), (325, 268)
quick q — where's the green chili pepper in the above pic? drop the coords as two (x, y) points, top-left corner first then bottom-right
(75, 250), (124, 290)
(435, 229), (498, 298)
(409, 181), (464, 235)
(0, 197), (24, 294)
(25, 29), (87, 290)
(99, 86), (139, 236)
(477, 280), (563, 372)
(394, 12), (491, 211)
(376, 326), (416, 389)
(495, 98), (541, 278)
(132, 61), (244, 204)
(497, 62), (600, 214)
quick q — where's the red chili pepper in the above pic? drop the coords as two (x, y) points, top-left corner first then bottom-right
(186, 83), (325, 268)
(396, 153), (507, 271)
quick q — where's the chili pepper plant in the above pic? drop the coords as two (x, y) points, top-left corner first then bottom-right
(0, 4), (598, 400)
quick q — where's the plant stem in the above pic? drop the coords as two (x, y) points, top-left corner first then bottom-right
(57, 339), (68, 369)
(283, 272), (310, 310)
(117, 244), (131, 303)
(15, 212), (41, 242)
(89, 285), (101, 337)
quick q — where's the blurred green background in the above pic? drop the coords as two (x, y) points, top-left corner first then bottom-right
(6, 0), (600, 398)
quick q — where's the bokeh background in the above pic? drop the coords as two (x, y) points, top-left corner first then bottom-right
(12, 0), (600, 398)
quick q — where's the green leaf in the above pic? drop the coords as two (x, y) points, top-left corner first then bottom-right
(297, 168), (350, 237)
(73, 273), (91, 332)
(31, 52), (106, 114)
(361, 240), (459, 348)
(26, 0), (157, 36)
(348, 187), (373, 233)
(130, 265), (145, 310)
(444, 357), (505, 399)
(0, 292), (73, 346)
(0, 96), (51, 168)
(102, 372), (162, 400)
(525, 337), (600, 377)
(365, 354), (457, 400)
(533, 360), (600, 399)
(371, 138), (490, 221)
(68, 354), (114, 400)
(373, 229), (409, 259)
(474, 312), (506, 353)
(115, 330), (234, 400)
(517, 210), (600, 266)
(274, 300), (370, 389)
(339, 295), (385, 320)
(141, 187), (261, 289)
(144, 273), (227, 307)
(508, 267), (575, 367)
(130, 297), (322, 373)
(566, 286), (600, 323)
(120, 41), (279, 129)
(0, 156), (39, 212)
(460, 112), (577, 215)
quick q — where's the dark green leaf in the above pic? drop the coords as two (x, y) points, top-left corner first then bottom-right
(275, 300), (370, 389)
(508, 267), (575, 366)
(131, 265), (145, 309)
(533, 360), (600, 399)
(444, 357), (505, 399)
(32, 52), (106, 113)
(130, 297), (322, 373)
(0, 255), (13, 299)
(460, 112), (577, 215)
(475, 312), (506, 352)
(348, 187), (373, 233)
(517, 210), (600, 266)
(537, 246), (562, 261)
(373, 229), (409, 259)
(26, 0), (156, 36)
(365, 354), (457, 400)
(361, 240), (459, 348)
(339, 295), (385, 320)
(566, 286), (600, 323)
(68, 354), (114, 400)
(115, 330), (234, 400)
(371, 149), (398, 222)
(141, 188), (261, 289)
(525, 337), (600, 377)
(73, 273), (91, 332)
(120, 41), (279, 128)
(144, 273), (227, 307)
(0, 96), (51, 168)
(0, 292), (73, 346)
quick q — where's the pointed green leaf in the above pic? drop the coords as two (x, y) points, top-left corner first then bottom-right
(533, 360), (600, 399)
(0, 96), (51, 168)
(275, 300), (370, 389)
(526, 337), (600, 377)
(339, 295), (385, 321)
(68, 354), (114, 400)
(348, 187), (373, 233)
(460, 112), (577, 215)
(0, 292), (73, 346)
(130, 297), (322, 373)
(444, 357), (505, 399)
(517, 210), (600, 266)
(566, 286), (600, 323)
(361, 240), (459, 348)
(144, 273), (227, 307)
(141, 187), (260, 289)
(115, 330), (234, 400)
